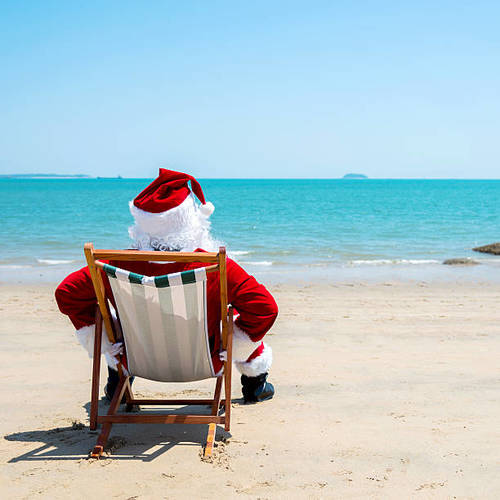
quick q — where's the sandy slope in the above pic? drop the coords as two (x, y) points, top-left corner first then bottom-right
(1, 282), (499, 499)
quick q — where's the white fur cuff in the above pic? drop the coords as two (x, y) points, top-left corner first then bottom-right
(75, 325), (96, 358)
(75, 324), (122, 370)
(234, 343), (273, 377)
(231, 323), (262, 362)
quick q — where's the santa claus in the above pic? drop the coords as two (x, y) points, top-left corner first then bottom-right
(55, 169), (277, 403)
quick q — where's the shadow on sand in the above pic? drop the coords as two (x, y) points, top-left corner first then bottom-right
(4, 397), (237, 463)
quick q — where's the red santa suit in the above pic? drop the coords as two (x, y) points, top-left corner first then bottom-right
(55, 169), (277, 378)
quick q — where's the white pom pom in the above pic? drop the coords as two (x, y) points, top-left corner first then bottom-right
(199, 201), (214, 217)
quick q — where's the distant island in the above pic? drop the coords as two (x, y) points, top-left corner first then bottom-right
(342, 173), (368, 179)
(0, 173), (91, 179)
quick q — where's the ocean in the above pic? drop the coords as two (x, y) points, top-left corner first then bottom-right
(1, 178), (500, 283)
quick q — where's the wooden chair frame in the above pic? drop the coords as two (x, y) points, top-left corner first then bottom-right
(84, 243), (233, 459)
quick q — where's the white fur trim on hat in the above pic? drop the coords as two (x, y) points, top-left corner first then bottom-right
(199, 201), (214, 216)
(234, 343), (273, 377)
(231, 323), (262, 362)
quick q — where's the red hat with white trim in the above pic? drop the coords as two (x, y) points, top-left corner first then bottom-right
(133, 168), (214, 216)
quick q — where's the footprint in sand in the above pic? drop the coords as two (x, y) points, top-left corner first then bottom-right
(416, 481), (446, 490)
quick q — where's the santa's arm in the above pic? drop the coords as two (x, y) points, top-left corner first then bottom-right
(55, 266), (99, 330)
(226, 259), (278, 363)
(55, 266), (122, 366)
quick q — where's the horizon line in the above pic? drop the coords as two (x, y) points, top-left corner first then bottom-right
(2, 175), (500, 181)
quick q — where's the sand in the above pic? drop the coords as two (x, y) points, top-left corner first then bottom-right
(1, 281), (499, 499)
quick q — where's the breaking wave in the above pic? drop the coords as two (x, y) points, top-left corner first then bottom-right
(36, 259), (76, 265)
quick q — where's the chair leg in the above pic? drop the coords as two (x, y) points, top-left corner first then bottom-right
(203, 423), (217, 458)
(224, 306), (233, 431)
(124, 377), (136, 412)
(89, 356), (101, 430)
(211, 376), (223, 416)
(224, 366), (231, 432)
(90, 310), (103, 431)
(90, 375), (128, 458)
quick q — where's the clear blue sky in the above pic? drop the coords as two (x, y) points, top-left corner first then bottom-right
(1, 1), (499, 178)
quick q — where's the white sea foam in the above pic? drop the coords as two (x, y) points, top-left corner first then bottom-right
(474, 257), (500, 263)
(230, 250), (251, 256)
(240, 260), (273, 266)
(349, 259), (441, 266)
(0, 265), (32, 269)
(37, 259), (76, 265)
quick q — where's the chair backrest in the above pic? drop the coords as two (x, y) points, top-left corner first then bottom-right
(103, 264), (213, 382)
(83, 244), (229, 383)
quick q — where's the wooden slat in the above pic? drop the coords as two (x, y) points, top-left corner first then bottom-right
(97, 415), (225, 424)
(84, 243), (117, 345)
(91, 249), (219, 262)
(204, 423), (217, 458)
(94, 260), (219, 274)
(127, 398), (225, 406)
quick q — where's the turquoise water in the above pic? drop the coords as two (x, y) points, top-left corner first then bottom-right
(1, 178), (500, 283)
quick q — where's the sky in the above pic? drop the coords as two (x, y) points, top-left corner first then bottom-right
(1, 1), (499, 179)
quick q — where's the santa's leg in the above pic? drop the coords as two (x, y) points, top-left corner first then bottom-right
(232, 326), (274, 403)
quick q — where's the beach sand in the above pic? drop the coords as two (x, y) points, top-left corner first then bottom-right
(1, 281), (499, 498)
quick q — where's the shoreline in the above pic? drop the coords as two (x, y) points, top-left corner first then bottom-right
(2, 259), (500, 286)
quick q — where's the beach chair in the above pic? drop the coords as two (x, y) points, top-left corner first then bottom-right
(84, 243), (233, 459)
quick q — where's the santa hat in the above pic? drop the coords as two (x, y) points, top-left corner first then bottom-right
(133, 168), (214, 216)
(129, 169), (217, 252)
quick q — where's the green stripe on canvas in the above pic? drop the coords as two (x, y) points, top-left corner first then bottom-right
(181, 270), (196, 285)
(103, 264), (117, 278)
(154, 274), (170, 288)
(128, 271), (144, 284)
(107, 266), (206, 288)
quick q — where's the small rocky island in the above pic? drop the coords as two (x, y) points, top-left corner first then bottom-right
(472, 243), (500, 255)
(342, 173), (368, 179)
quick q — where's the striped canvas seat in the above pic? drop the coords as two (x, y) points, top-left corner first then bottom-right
(102, 263), (215, 382)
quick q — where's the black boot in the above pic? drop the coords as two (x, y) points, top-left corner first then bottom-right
(104, 367), (134, 403)
(241, 373), (275, 403)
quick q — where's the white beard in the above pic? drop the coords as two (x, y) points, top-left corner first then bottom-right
(128, 195), (220, 252)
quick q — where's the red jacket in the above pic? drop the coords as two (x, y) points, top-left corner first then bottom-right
(55, 250), (278, 373)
